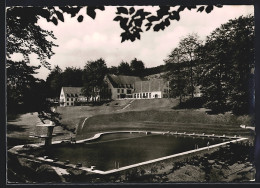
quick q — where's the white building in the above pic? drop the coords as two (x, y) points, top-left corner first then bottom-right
(133, 79), (170, 99)
(59, 87), (83, 106)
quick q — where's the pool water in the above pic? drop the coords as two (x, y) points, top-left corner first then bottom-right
(37, 133), (229, 171)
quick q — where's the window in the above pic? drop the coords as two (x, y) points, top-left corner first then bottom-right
(134, 94), (136, 98)
(137, 94), (139, 98)
(149, 93), (151, 98)
(164, 89), (168, 93)
(127, 89), (131, 94)
(117, 95), (120, 99)
(121, 89), (124, 93)
(67, 98), (69, 101)
(117, 89), (120, 93)
(67, 103), (69, 105)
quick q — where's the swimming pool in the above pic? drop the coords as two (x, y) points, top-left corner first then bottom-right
(31, 132), (235, 171)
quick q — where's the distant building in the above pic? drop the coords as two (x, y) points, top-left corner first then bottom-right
(133, 79), (170, 99)
(60, 75), (171, 106)
(60, 87), (84, 106)
(59, 86), (110, 106)
(105, 74), (142, 100)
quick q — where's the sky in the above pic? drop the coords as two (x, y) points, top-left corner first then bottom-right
(10, 5), (254, 80)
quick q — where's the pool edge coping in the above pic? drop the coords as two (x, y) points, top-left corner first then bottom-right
(8, 131), (248, 175)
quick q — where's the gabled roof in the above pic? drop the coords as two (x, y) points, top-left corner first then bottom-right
(134, 79), (168, 93)
(62, 87), (82, 97)
(106, 74), (142, 88)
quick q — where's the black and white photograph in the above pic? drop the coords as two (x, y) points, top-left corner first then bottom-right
(5, 2), (257, 184)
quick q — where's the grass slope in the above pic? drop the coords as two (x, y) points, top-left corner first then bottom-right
(76, 110), (253, 140)
(7, 99), (254, 144)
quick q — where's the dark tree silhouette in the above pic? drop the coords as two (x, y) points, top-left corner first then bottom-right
(199, 15), (254, 114)
(108, 66), (119, 75)
(164, 33), (201, 101)
(130, 58), (145, 77)
(82, 58), (108, 102)
(117, 61), (132, 75)
(6, 60), (42, 113)
(45, 65), (63, 98)
(164, 48), (188, 103)
(61, 67), (83, 87)
(178, 33), (202, 98)
(6, 7), (58, 69)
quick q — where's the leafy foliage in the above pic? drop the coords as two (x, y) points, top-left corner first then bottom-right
(117, 61), (132, 75)
(164, 15), (254, 115)
(164, 48), (188, 102)
(45, 66), (63, 98)
(130, 58), (145, 77)
(199, 15), (254, 114)
(6, 60), (44, 113)
(6, 7), (58, 69)
(114, 5), (222, 42)
(164, 33), (202, 101)
(82, 58), (109, 101)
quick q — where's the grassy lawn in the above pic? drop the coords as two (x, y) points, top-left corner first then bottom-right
(76, 110), (253, 140)
(7, 98), (254, 146)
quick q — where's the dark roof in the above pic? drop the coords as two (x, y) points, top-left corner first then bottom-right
(106, 74), (142, 88)
(62, 87), (82, 97)
(134, 79), (168, 93)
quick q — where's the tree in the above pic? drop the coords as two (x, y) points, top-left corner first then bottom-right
(45, 65), (63, 98)
(82, 58), (108, 102)
(6, 7), (58, 69)
(6, 7), (58, 112)
(164, 48), (188, 103)
(178, 33), (202, 98)
(108, 66), (119, 75)
(61, 67), (83, 87)
(130, 58), (145, 77)
(117, 61), (132, 75)
(199, 41), (230, 113)
(199, 15), (254, 114)
(164, 33), (201, 102)
(6, 60), (41, 112)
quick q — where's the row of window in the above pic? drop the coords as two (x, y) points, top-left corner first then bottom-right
(134, 93), (153, 98)
(66, 98), (76, 101)
(115, 93), (160, 99)
(61, 94), (82, 97)
(117, 89), (132, 94)
(117, 84), (133, 88)
(117, 94), (133, 99)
